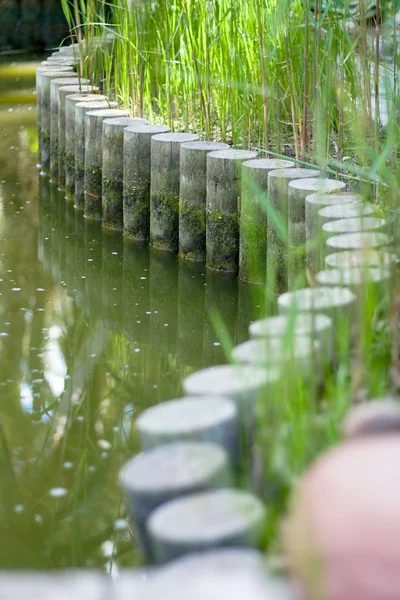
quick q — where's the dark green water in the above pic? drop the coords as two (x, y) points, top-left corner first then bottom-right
(0, 58), (264, 571)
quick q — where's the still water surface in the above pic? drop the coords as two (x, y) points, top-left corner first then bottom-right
(0, 57), (263, 571)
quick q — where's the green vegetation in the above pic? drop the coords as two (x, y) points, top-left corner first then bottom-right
(59, 0), (400, 566)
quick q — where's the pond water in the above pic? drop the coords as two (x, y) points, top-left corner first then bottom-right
(0, 56), (264, 571)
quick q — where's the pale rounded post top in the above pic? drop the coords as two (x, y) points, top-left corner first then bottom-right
(85, 108), (130, 118)
(125, 124), (171, 135)
(318, 202), (375, 220)
(305, 191), (363, 207)
(151, 132), (199, 143)
(148, 549), (293, 600)
(41, 70), (78, 79)
(249, 313), (332, 340)
(288, 177), (345, 193)
(278, 286), (356, 313)
(76, 100), (115, 111)
(147, 488), (266, 544)
(181, 141), (230, 152)
(51, 77), (88, 86)
(322, 217), (386, 234)
(231, 336), (319, 366)
(119, 442), (229, 494)
(315, 267), (391, 287)
(243, 158), (295, 170)
(136, 396), (237, 437)
(38, 65), (74, 72)
(102, 117), (148, 129)
(325, 232), (390, 251)
(268, 167), (319, 180)
(325, 249), (397, 269)
(342, 397), (400, 439)
(66, 93), (107, 104)
(207, 149), (257, 160)
(183, 364), (279, 397)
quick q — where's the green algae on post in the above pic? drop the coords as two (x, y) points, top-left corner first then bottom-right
(40, 70), (78, 172)
(57, 85), (99, 186)
(102, 117), (148, 229)
(123, 124), (171, 241)
(49, 77), (89, 180)
(179, 141), (229, 261)
(150, 133), (199, 252)
(206, 149), (257, 273)
(240, 159), (294, 284)
(266, 167), (319, 294)
(64, 93), (108, 199)
(83, 108), (129, 215)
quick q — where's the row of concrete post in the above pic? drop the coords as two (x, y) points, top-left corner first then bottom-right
(33, 42), (396, 597)
(37, 44), (393, 289)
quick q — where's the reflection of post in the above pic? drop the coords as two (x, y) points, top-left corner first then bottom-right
(101, 229), (124, 331)
(74, 211), (87, 310)
(150, 249), (179, 356)
(49, 182), (61, 282)
(235, 281), (265, 345)
(203, 270), (238, 366)
(177, 259), (205, 368)
(64, 201), (78, 297)
(123, 242), (150, 345)
(56, 190), (68, 284)
(84, 219), (103, 319)
(38, 177), (52, 269)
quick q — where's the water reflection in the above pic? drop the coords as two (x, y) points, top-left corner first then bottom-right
(0, 60), (263, 571)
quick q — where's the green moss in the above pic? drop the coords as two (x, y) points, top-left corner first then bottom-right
(84, 166), (102, 219)
(75, 159), (85, 207)
(179, 199), (206, 260)
(103, 177), (123, 230)
(124, 183), (150, 240)
(206, 210), (239, 272)
(239, 218), (267, 283)
(150, 192), (179, 253)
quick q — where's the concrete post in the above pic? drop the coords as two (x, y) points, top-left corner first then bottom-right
(179, 141), (229, 261)
(206, 149), (257, 273)
(150, 133), (199, 252)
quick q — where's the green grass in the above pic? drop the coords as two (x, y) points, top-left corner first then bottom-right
(59, 0), (400, 565)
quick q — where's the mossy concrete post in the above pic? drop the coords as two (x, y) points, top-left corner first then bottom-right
(266, 168), (319, 294)
(325, 232), (391, 256)
(49, 77), (89, 180)
(206, 149), (257, 273)
(150, 133), (199, 252)
(65, 96), (110, 199)
(120, 442), (232, 560)
(183, 364), (279, 439)
(101, 117), (148, 228)
(325, 249), (396, 270)
(315, 267), (391, 297)
(318, 202), (376, 226)
(58, 85), (99, 186)
(305, 192), (363, 273)
(83, 108), (129, 214)
(239, 159), (294, 284)
(40, 70), (78, 172)
(147, 488), (266, 564)
(179, 141), (229, 261)
(76, 105), (123, 208)
(36, 66), (73, 162)
(321, 218), (387, 261)
(287, 178), (345, 289)
(136, 396), (240, 466)
(123, 124), (171, 241)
